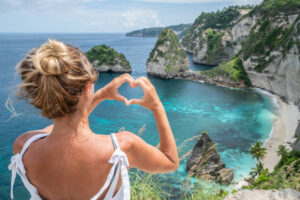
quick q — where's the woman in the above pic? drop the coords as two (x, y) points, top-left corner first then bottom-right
(9, 39), (179, 200)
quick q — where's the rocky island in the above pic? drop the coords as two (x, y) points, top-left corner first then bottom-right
(86, 44), (132, 73)
(146, 28), (190, 79)
(186, 132), (234, 185)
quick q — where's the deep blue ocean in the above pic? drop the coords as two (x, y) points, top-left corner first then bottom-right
(0, 33), (275, 199)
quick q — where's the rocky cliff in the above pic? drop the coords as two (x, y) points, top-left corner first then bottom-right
(239, 1), (300, 105)
(86, 45), (132, 73)
(181, 6), (254, 65)
(146, 28), (190, 79)
(182, 0), (300, 105)
(186, 132), (234, 185)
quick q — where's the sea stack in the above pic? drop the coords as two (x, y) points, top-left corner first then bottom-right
(186, 131), (234, 185)
(146, 28), (189, 79)
(86, 44), (132, 73)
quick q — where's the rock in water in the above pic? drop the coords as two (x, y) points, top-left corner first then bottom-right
(146, 28), (189, 79)
(186, 132), (234, 185)
(86, 44), (132, 73)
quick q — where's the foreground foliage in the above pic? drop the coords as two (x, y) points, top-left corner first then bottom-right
(129, 126), (229, 200)
(130, 171), (228, 200)
(244, 150), (300, 191)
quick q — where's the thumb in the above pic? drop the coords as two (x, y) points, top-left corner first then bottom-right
(115, 94), (128, 104)
(127, 98), (143, 106)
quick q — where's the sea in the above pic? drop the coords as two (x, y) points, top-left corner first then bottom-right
(0, 33), (276, 199)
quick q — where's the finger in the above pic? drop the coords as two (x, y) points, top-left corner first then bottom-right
(115, 94), (128, 104)
(133, 79), (149, 91)
(127, 98), (144, 106)
(141, 77), (151, 84)
(134, 77), (149, 87)
(116, 76), (134, 88)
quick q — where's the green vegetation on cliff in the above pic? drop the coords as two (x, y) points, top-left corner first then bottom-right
(182, 6), (245, 50)
(250, 0), (300, 17)
(200, 56), (251, 86)
(193, 6), (241, 30)
(203, 28), (226, 64)
(86, 44), (131, 69)
(241, 0), (300, 72)
(181, 6), (252, 65)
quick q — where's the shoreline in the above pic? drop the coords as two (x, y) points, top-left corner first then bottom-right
(234, 89), (299, 189)
(262, 95), (300, 171)
(152, 73), (299, 182)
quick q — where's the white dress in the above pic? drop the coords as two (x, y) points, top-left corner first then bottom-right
(8, 133), (131, 200)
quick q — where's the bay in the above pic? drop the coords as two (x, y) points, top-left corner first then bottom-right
(0, 33), (275, 199)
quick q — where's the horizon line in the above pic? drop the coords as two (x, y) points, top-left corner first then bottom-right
(0, 32), (127, 34)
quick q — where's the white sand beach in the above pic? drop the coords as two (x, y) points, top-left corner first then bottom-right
(262, 96), (300, 171)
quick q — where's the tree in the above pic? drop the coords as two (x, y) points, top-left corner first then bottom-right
(249, 142), (267, 163)
(250, 162), (263, 178)
(277, 145), (288, 157)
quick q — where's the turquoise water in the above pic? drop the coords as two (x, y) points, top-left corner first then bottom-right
(0, 33), (275, 199)
(187, 53), (216, 71)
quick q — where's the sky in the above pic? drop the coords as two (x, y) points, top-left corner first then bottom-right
(0, 0), (263, 33)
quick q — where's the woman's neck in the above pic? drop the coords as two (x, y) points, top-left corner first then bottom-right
(50, 108), (92, 138)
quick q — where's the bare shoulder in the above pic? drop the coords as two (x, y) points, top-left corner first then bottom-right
(114, 131), (141, 152)
(13, 131), (49, 155)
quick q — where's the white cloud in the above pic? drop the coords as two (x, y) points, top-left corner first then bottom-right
(0, 0), (263, 32)
(0, 0), (164, 32)
(122, 10), (163, 29)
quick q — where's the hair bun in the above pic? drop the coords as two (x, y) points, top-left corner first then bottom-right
(32, 39), (72, 76)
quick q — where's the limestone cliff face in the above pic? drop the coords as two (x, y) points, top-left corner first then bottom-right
(192, 14), (257, 65)
(220, 14), (258, 61)
(146, 28), (189, 79)
(183, 1), (300, 105)
(182, 6), (254, 65)
(241, 13), (300, 105)
(186, 132), (234, 185)
(86, 44), (132, 73)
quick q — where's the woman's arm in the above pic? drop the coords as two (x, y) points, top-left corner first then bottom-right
(124, 77), (179, 173)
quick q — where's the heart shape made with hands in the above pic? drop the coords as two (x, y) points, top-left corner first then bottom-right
(114, 76), (147, 106)
(119, 82), (144, 105)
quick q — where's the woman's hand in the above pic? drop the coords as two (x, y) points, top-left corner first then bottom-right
(127, 77), (163, 112)
(88, 73), (134, 115)
(96, 73), (134, 103)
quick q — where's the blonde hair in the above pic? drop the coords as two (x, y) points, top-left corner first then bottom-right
(16, 39), (97, 119)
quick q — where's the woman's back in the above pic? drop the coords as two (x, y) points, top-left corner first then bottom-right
(11, 130), (131, 200)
